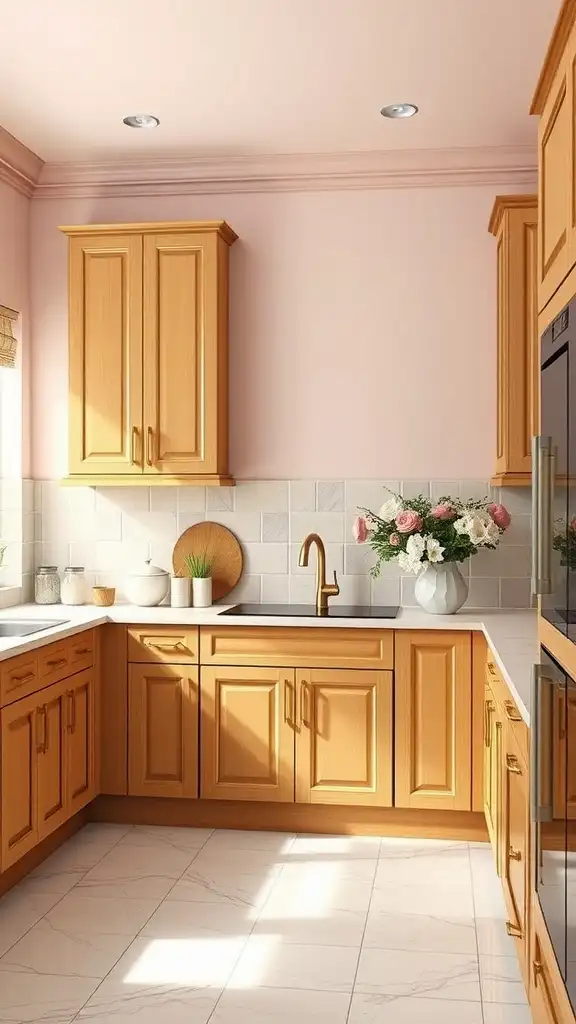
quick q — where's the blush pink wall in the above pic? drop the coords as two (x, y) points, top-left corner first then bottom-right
(30, 185), (524, 480)
(0, 179), (31, 478)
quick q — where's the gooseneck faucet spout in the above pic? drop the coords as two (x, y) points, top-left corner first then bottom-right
(298, 533), (340, 615)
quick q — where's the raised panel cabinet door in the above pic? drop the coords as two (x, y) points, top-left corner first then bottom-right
(0, 692), (39, 870)
(66, 669), (96, 815)
(37, 681), (67, 841)
(128, 664), (198, 799)
(142, 231), (229, 479)
(200, 666), (295, 802)
(295, 669), (392, 806)
(501, 733), (529, 975)
(395, 631), (472, 811)
(538, 65), (571, 311)
(483, 685), (499, 857)
(67, 232), (143, 475)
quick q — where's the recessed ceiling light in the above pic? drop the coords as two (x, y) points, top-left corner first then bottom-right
(380, 103), (419, 119)
(122, 114), (160, 129)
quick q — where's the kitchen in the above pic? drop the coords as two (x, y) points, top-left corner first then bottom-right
(0, 1), (571, 1021)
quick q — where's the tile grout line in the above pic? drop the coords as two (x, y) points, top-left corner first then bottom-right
(344, 835), (382, 1024)
(67, 825), (216, 1023)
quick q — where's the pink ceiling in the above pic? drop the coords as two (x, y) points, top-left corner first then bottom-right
(0, 0), (561, 163)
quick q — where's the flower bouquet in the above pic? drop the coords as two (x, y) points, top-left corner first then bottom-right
(353, 490), (511, 614)
(553, 518), (576, 570)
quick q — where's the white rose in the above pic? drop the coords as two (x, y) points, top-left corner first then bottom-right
(406, 533), (425, 560)
(378, 497), (402, 523)
(426, 537), (445, 563)
(398, 551), (420, 575)
(483, 520), (500, 546)
(454, 516), (469, 535)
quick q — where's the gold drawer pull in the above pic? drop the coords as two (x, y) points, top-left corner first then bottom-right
(11, 671), (35, 685)
(533, 960), (543, 986)
(506, 921), (522, 938)
(487, 661), (497, 677)
(504, 700), (522, 722)
(46, 658), (67, 669)
(148, 641), (186, 652)
(509, 846), (522, 861)
(72, 647), (90, 656)
(506, 754), (522, 775)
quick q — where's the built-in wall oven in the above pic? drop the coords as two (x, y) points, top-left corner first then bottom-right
(535, 298), (575, 637)
(533, 648), (576, 1010)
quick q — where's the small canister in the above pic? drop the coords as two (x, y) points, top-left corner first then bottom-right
(61, 566), (88, 606)
(35, 566), (61, 605)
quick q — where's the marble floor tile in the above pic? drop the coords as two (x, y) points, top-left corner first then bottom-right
(13, 869), (85, 897)
(0, 890), (61, 957)
(0, 919), (135, 979)
(203, 829), (296, 854)
(79, 823), (132, 843)
(279, 856), (378, 884)
(94, 933), (246, 989)
(479, 954), (528, 1004)
(369, 880), (475, 919)
(289, 834), (381, 859)
(260, 875), (374, 919)
(141, 900), (253, 941)
(348, 993), (483, 1023)
(355, 947), (482, 1002)
(363, 905), (477, 954)
(77, 843), (195, 900)
(27, 839), (118, 877)
(118, 825), (214, 853)
(374, 847), (473, 889)
(210, 985), (351, 1023)
(43, 893), (160, 935)
(227, 937), (359, 992)
(475, 916), (517, 957)
(482, 1005), (533, 1023)
(0, 969), (99, 1022)
(166, 857), (281, 910)
(76, 983), (221, 1024)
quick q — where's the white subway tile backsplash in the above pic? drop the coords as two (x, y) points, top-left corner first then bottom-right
(317, 481), (344, 512)
(498, 488), (533, 514)
(32, 478), (534, 609)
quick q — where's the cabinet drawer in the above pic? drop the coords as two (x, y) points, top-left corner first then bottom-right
(1, 652), (39, 707)
(37, 641), (70, 688)
(486, 653), (529, 767)
(128, 626), (199, 664)
(200, 627), (394, 669)
(67, 630), (95, 674)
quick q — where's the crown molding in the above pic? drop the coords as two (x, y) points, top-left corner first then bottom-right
(488, 193), (538, 236)
(34, 145), (537, 199)
(0, 125), (43, 198)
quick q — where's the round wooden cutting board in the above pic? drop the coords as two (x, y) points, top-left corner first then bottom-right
(172, 521), (243, 602)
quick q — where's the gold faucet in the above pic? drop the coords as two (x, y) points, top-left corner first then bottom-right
(298, 533), (340, 614)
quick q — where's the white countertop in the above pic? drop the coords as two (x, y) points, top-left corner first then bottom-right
(0, 603), (538, 725)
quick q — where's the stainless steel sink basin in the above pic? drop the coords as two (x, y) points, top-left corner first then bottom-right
(0, 619), (69, 637)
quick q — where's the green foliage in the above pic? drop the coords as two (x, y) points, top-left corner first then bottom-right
(183, 551), (214, 579)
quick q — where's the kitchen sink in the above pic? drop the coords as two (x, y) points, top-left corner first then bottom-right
(0, 619), (69, 638)
(219, 604), (399, 619)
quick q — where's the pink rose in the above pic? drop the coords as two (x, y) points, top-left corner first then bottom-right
(353, 516), (369, 543)
(395, 510), (423, 534)
(431, 503), (456, 520)
(488, 503), (511, 530)
(389, 532), (401, 547)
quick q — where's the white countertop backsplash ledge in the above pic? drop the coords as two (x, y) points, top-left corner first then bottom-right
(0, 603), (537, 727)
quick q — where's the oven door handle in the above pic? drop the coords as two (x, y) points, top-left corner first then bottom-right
(532, 436), (554, 597)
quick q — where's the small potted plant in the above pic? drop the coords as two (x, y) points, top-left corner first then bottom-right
(353, 489), (511, 614)
(184, 552), (215, 608)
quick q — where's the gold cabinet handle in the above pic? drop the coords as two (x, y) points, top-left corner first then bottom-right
(487, 661), (497, 677)
(66, 690), (75, 732)
(148, 641), (186, 652)
(35, 706), (47, 753)
(559, 693), (566, 740)
(284, 679), (294, 727)
(506, 921), (522, 938)
(147, 426), (155, 466)
(131, 425), (140, 466)
(46, 657), (67, 669)
(484, 699), (495, 747)
(300, 680), (310, 729)
(12, 672), (35, 685)
(533, 960), (543, 986)
(504, 700), (522, 723)
(72, 647), (90, 657)
(508, 846), (522, 861)
(506, 754), (522, 775)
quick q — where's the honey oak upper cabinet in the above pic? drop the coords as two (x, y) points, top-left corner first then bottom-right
(61, 221), (237, 486)
(394, 631), (472, 811)
(200, 666), (295, 802)
(531, 2), (576, 312)
(489, 196), (538, 486)
(295, 668), (392, 807)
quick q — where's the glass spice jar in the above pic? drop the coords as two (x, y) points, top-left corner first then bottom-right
(35, 566), (61, 605)
(61, 566), (88, 606)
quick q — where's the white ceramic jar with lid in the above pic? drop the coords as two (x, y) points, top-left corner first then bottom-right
(125, 559), (170, 607)
(61, 566), (88, 606)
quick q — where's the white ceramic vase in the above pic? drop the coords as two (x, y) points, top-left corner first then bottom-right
(170, 577), (191, 608)
(414, 561), (468, 615)
(192, 577), (212, 608)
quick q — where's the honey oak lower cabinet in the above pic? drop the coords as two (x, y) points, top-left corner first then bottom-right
(394, 631), (472, 810)
(501, 725), (530, 984)
(484, 680), (504, 874)
(128, 664), (198, 799)
(66, 669), (97, 815)
(0, 691), (40, 869)
(200, 666), (294, 802)
(295, 669), (392, 806)
(36, 680), (67, 841)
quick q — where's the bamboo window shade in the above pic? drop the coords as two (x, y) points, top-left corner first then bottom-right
(0, 306), (18, 369)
